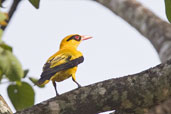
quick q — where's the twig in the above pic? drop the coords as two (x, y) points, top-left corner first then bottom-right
(1, 0), (21, 31)
(1, 0), (5, 4)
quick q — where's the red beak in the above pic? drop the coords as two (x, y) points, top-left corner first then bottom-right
(81, 35), (92, 41)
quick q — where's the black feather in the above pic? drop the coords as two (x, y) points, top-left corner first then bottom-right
(37, 56), (84, 85)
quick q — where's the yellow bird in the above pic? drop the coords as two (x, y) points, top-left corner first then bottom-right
(37, 34), (92, 96)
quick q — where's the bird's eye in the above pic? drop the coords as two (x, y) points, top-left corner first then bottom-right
(74, 35), (80, 40)
(66, 35), (81, 42)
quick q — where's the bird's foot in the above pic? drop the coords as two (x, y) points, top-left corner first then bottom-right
(77, 84), (82, 88)
(56, 92), (59, 96)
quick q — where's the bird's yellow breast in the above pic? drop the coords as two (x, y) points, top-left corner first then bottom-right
(51, 67), (77, 82)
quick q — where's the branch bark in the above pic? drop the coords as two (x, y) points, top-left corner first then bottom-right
(95, 0), (171, 62)
(148, 98), (171, 114)
(0, 95), (13, 114)
(15, 59), (171, 114)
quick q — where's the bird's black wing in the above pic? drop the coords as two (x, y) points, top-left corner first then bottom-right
(37, 55), (84, 85)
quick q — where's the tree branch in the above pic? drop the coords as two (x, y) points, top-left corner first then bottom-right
(147, 98), (171, 114)
(1, 0), (6, 4)
(0, 95), (13, 114)
(15, 59), (171, 114)
(1, 0), (21, 31)
(95, 0), (171, 62)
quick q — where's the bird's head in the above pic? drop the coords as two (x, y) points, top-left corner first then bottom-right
(60, 34), (92, 49)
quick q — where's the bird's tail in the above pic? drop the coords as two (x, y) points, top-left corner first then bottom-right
(36, 77), (50, 86)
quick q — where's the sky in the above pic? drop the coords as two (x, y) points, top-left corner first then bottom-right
(0, 0), (167, 113)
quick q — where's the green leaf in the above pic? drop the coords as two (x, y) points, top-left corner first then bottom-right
(165, 0), (171, 23)
(29, 0), (40, 9)
(0, 11), (7, 22)
(0, 49), (24, 81)
(23, 69), (29, 78)
(0, 11), (8, 26)
(0, 29), (3, 41)
(0, 69), (3, 82)
(7, 81), (35, 111)
(0, 42), (13, 52)
(29, 77), (45, 88)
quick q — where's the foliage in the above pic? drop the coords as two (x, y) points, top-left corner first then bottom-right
(0, 11), (8, 26)
(165, 0), (171, 23)
(28, 0), (40, 9)
(29, 77), (45, 88)
(0, 2), (44, 111)
(7, 82), (35, 111)
(0, 48), (24, 81)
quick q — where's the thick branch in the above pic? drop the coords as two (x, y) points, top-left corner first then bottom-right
(0, 95), (13, 114)
(1, 0), (21, 31)
(15, 59), (171, 114)
(95, 0), (171, 62)
(147, 98), (171, 114)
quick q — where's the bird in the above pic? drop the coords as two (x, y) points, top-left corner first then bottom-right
(37, 34), (92, 96)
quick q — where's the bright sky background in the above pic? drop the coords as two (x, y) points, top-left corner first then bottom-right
(0, 0), (167, 113)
